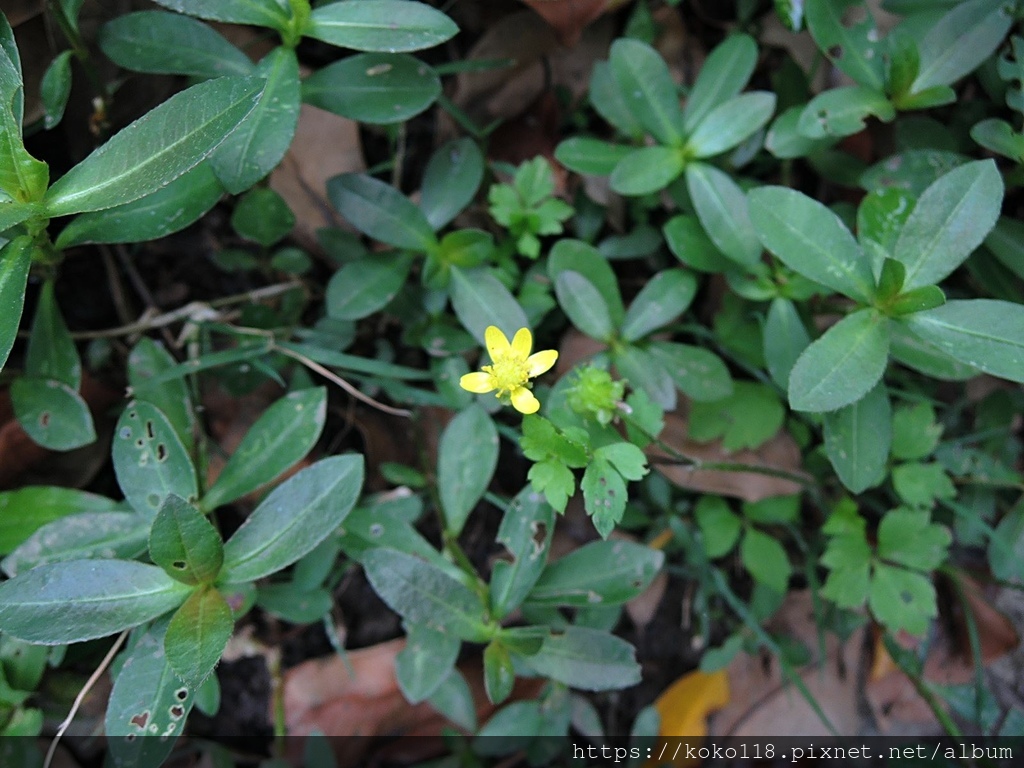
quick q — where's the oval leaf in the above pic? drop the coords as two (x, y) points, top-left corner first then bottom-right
(438, 405), (499, 537)
(686, 163), (761, 267)
(306, 0), (458, 53)
(420, 138), (484, 230)
(527, 540), (664, 606)
(524, 626), (640, 691)
(327, 172), (435, 250)
(2, 511), (148, 577)
(555, 271), (615, 341)
(621, 269), (697, 341)
(327, 254), (412, 320)
(609, 38), (684, 146)
(682, 33), (757, 133)
(164, 587), (233, 689)
(11, 378), (96, 451)
(450, 266), (529, 346)
(823, 382), (891, 493)
(687, 91), (776, 158)
(150, 495), (224, 585)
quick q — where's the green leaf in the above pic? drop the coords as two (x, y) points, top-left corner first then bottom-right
(868, 563), (936, 635)
(911, 0), (1013, 92)
(877, 507), (950, 571)
(327, 172), (435, 250)
(438, 405), (499, 537)
(620, 269), (696, 342)
(527, 460), (574, 513)
(396, 623), (460, 703)
(427, 669), (477, 731)
(41, 50), (73, 129)
(0, 202), (36, 233)
(554, 271), (614, 341)
(687, 92), (776, 158)
(688, 381), (784, 451)
(823, 382), (891, 493)
(695, 496), (742, 557)
(893, 160), (1003, 290)
(10, 378), (96, 451)
(682, 34), (757, 133)
(763, 297), (811, 390)
(613, 344), (675, 410)
(0, 486), (122, 555)
(523, 626), (640, 691)
(905, 300), (1024, 383)
(150, 495), (224, 585)
(450, 266), (528, 346)
(647, 341), (733, 402)
(797, 86), (894, 139)
(44, 76), (263, 216)
(685, 162), (761, 267)
(106, 619), (194, 768)
(528, 540), (662, 607)
(55, 162), (224, 248)
(892, 462), (956, 508)
(788, 309), (890, 413)
(326, 253), (411, 320)
(220, 455), (363, 583)
(548, 239), (625, 325)
(127, 338), (195, 450)
(589, 61), (645, 139)
(484, 640), (514, 705)
(420, 138), (484, 230)
(741, 528), (791, 594)
(743, 494), (800, 524)
(306, 0), (458, 52)
(164, 587), (233, 689)
(971, 119), (1024, 164)
(113, 401), (198, 520)
(985, 217), (1024, 282)
(805, 0), (885, 90)
(766, 105), (833, 160)
(555, 137), (634, 177)
(24, 280), (79, 387)
(491, 488), (556, 619)
(820, 505), (871, 608)
(0, 560), (191, 644)
(748, 186), (875, 302)
(609, 38), (684, 146)
(203, 388), (327, 510)
(989, 504), (1024, 583)
(210, 47), (300, 193)
(303, 52), (439, 125)
(891, 402), (942, 461)
(150, 0), (289, 28)
(99, 11), (254, 79)
(594, 442), (648, 481)
(609, 146), (684, 196)
(362, 548), (490, 642)
(231, 186), (294, 247)
(889, 321), (976, 381)
(1, 511), (148, 577)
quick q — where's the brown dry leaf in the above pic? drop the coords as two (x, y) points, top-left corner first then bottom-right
(711, 591), (865, 737)
(269, 104), (364, 250)
(653, 410), (805, 502)
(518, 0), (612, 47)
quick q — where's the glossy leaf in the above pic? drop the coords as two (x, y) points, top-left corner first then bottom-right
(686, 163), (761, 267)
(749, 186), (875, 302)
(609, 38), (684, 146)
(203, 388), (327, 510)
(0, 560), (191, 644)
(306, 0), (458, 53)
(527, 540), (663, 607)
(449, 266), (528, 346)
(905, 300), (1024, 383)
(438, 405), (498, 537)
(554, 271), (614, 341)
(44, 76), (263, 216)
(99, 11), (254, 79)
(164, 587), (233, 689)
(682, 34), (757, 133)
(420, 138), (484, 230)
(302, 53), (440, 125)
(893, 160), (1003, 290)
(789, 310), (890, 412)
(361, 548), (491, 642)
(823, 382), (891, 493)
(220, 455), (364, 583)
(327, 173), (435, 251)
(56, 162), (224, 248)
(150, 495), (224, 585)
(10, 378), (95, 451)
(113, 401), (197, 520)
(211, 48), (300, 193)
(621, 269), (697, 341)
(687, 92), (776, 158)
(151, 0), (288, 27)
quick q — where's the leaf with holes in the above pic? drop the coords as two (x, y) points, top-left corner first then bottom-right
(10, 378), (96, 451)
(491, 488), (556, 620)
(114, 401), (197, 521)
(164, 587), (233, 689)
(868, 563), (937, 636)
(150, 495), (223, 586)
(203, 388), (327, 510)
(127, 337), (196, 451)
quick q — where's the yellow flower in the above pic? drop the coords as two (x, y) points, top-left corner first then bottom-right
(460, 326), (558, 414)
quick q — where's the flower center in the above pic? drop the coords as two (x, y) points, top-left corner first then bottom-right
(484, 355), (529, 395)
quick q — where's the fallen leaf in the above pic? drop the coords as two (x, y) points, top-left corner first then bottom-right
(518, 0), (612, 47)
(650, 669), (729, 767)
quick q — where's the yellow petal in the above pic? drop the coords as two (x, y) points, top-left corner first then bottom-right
(460, 371), (495, 394)
(485, 326), (510, 361)
(526, 349), (558, 377)
(511, 327), (533, 359)
(510, 386), (540, 414)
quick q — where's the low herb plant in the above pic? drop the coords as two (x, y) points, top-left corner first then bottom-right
(0, 0), (1023, 764)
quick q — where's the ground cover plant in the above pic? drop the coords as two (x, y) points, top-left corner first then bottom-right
(0, 0), (1023, 765)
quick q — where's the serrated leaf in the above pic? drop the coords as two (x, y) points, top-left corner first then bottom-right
(203, 388), (327, 510)
(740, 528), (790, 594)
(0, 561), (191, 644)
(593, 442), (648, 481)
(437, 405), (499, 537)
(868, 563), (936, 636)
(527, 459), (575, 513)
(877, 507), (950, 571)
(45, 76), (263, 216)
(695, 496), (741, 557)
(164, 587), (233, 689)
(892, 462), (956, 508)
(150, 495), (223, 585)
(220, 455), (363, 583)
